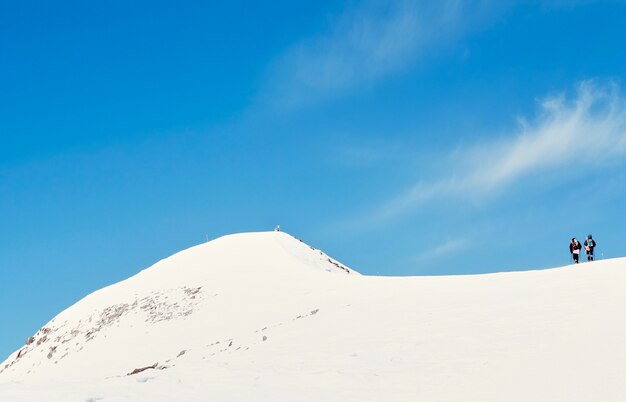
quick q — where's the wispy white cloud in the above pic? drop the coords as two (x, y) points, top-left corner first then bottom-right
(260, 0), (607, 110)
(370, 80), (626, 223)
(262, 0), (506, 109)
(420, 237), (471, 261)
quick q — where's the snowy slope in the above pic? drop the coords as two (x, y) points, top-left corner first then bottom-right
(1, 231), (626, 402)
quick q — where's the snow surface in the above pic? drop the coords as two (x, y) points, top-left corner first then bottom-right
(1, 231), (626, 401)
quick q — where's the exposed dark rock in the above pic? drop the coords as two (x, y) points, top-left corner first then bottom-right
(128, 363), (158, 376)
(47, 346), (57, 360)
(184, 286), (202, 296)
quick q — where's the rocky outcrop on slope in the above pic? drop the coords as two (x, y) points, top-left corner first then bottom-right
(1, 286), (205, 375)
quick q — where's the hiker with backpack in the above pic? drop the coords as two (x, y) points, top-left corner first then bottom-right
(584, 234), (596, 261)
(569, 238), (582, 264)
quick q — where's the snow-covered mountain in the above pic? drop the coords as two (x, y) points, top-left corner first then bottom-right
(1, 231), (626, 402)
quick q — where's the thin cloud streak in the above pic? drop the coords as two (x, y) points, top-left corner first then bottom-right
(262, 0), (506, 109)
(260, 0), (603, 110)
(372, 80), (626, 224)
(422, 237), (471, 261)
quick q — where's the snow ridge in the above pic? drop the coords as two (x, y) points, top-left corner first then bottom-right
(2, 232), (626, 402)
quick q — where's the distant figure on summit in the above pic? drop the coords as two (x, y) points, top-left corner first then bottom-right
(584, 234), (596, 261)
(569, 238), (582, 264)
(274, 225), (281, 232)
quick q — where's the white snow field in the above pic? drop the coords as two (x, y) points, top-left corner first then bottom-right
(1, 231), (626, 402)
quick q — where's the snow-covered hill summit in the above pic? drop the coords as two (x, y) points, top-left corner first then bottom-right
(2, 231), (626, 402)
(0, 231), (354, 381)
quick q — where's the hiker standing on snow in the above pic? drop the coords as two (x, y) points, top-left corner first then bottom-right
(584, 234), (596, 261)
(569, 238), (582, 264)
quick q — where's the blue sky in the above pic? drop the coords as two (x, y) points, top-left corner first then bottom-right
(2, 0), (626, 359)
